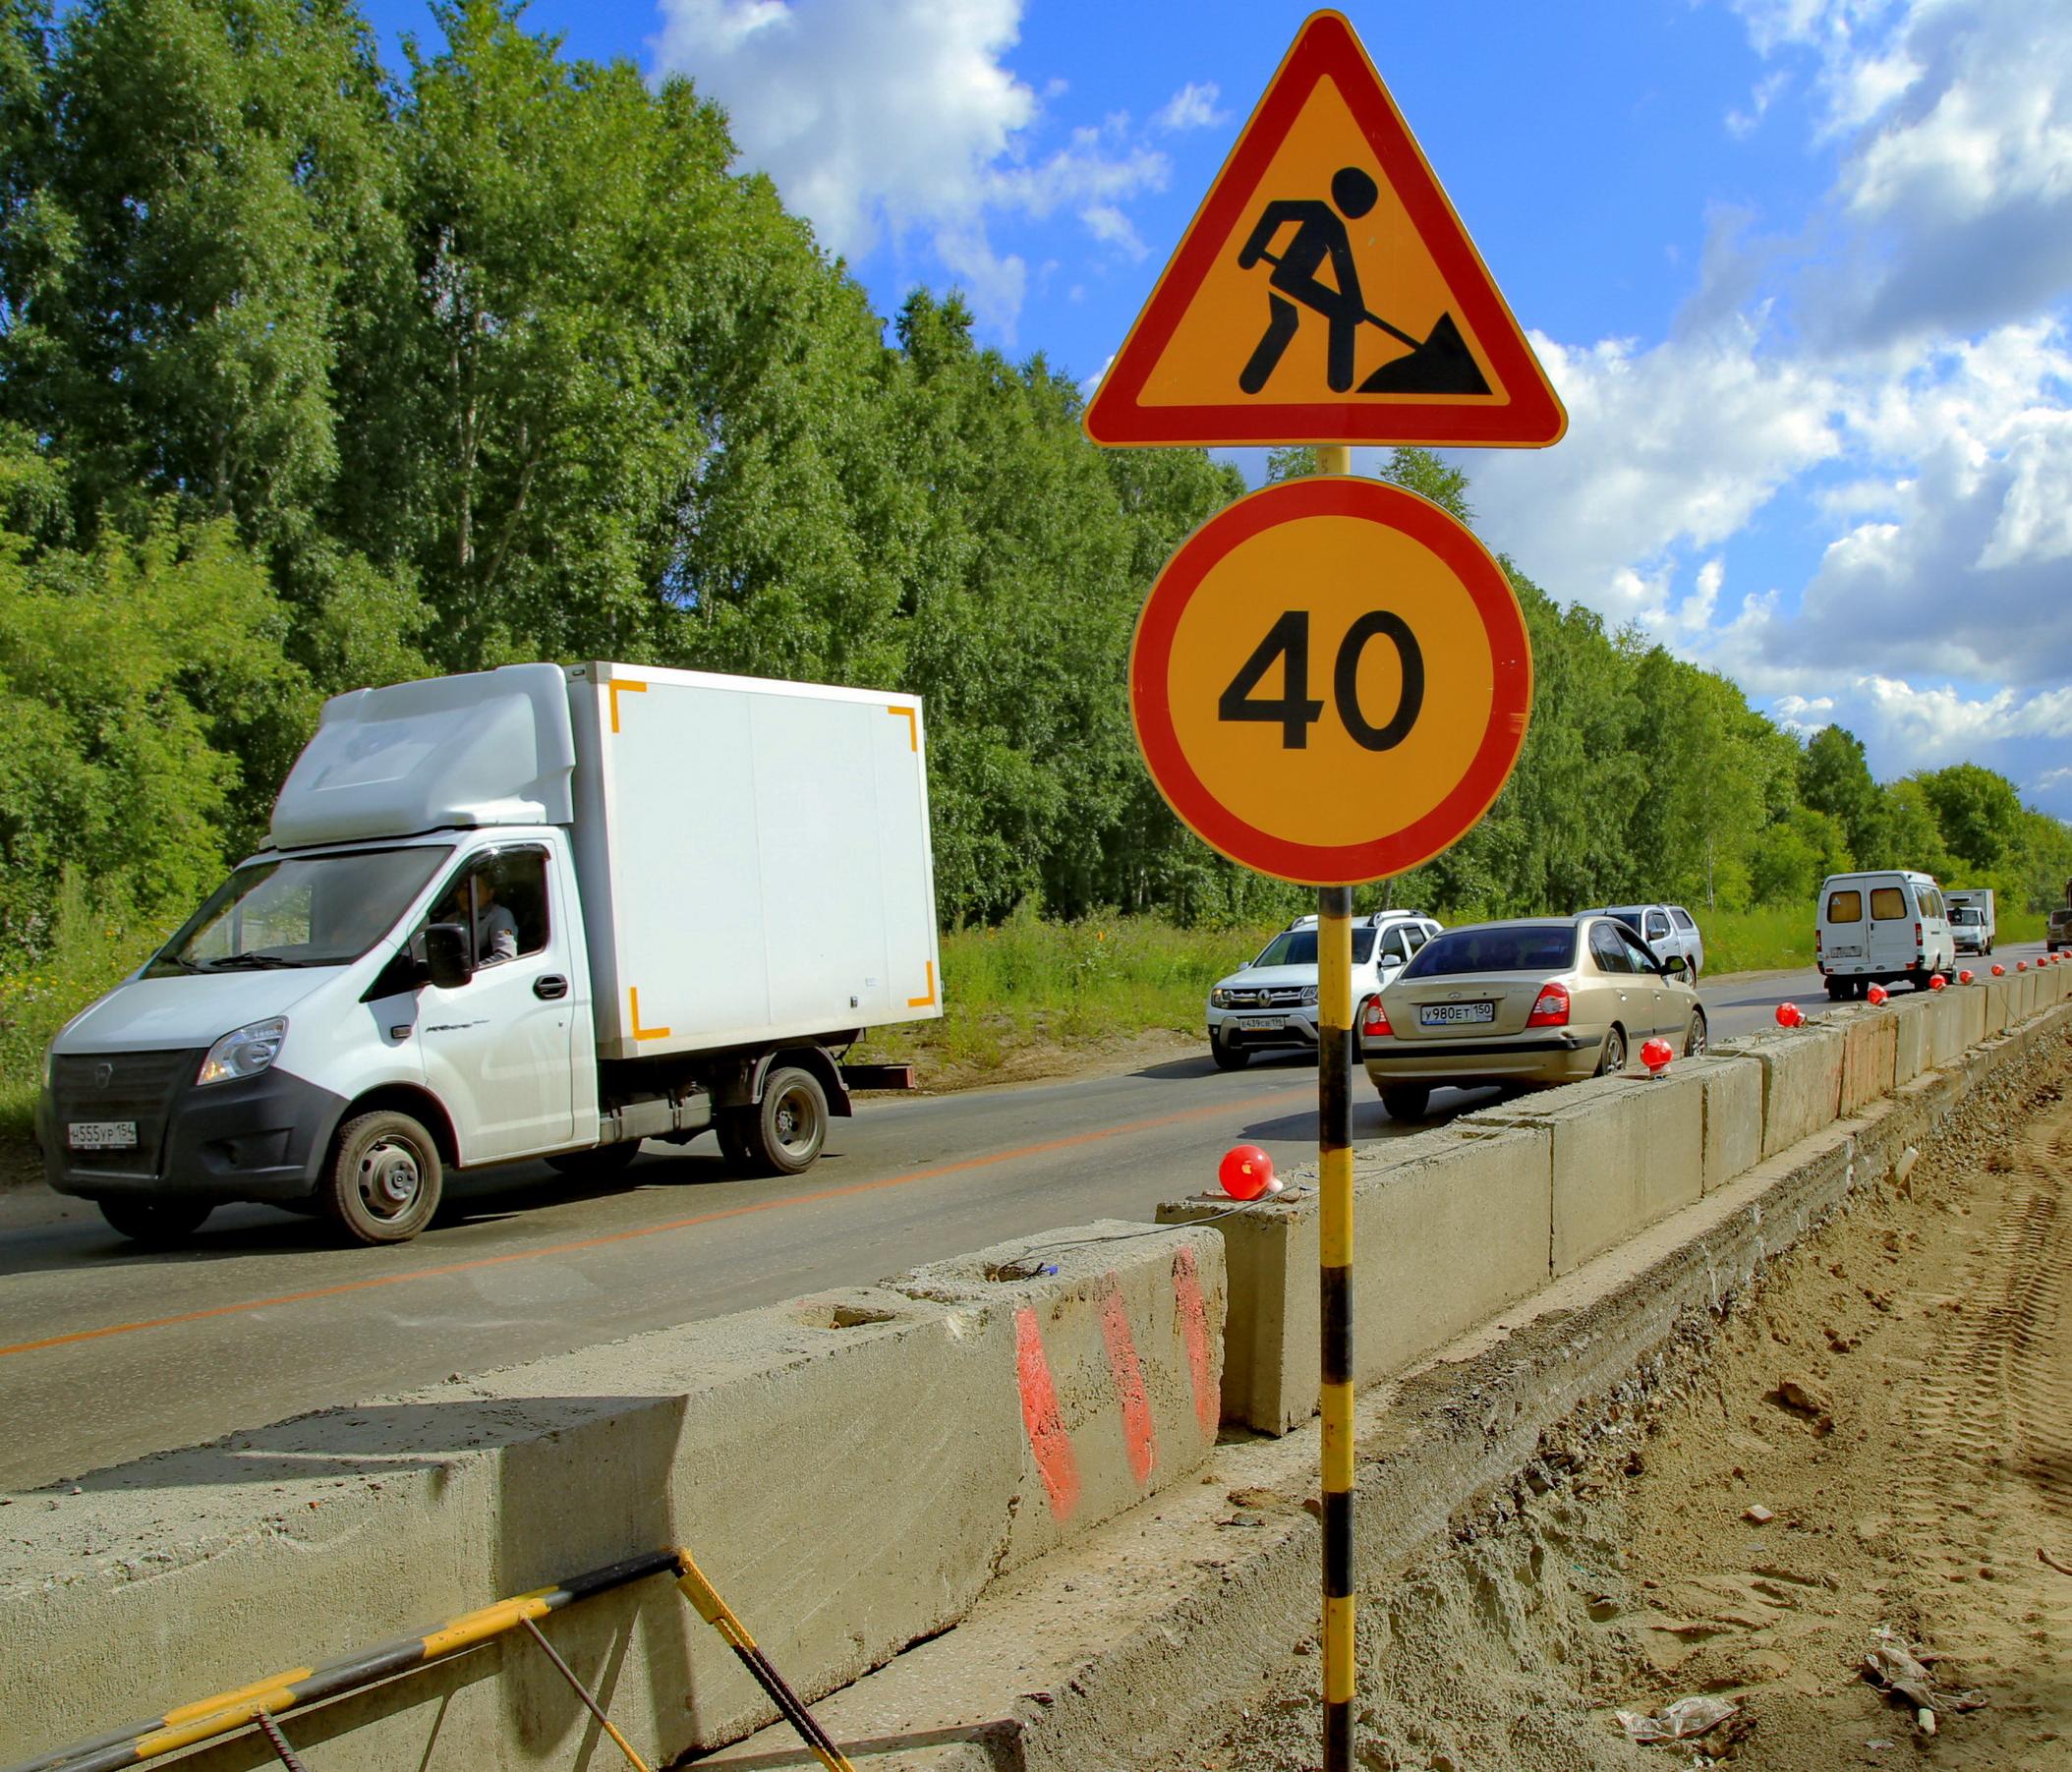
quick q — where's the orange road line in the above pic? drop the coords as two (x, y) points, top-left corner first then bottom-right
(0, 1084), (1311, 1361)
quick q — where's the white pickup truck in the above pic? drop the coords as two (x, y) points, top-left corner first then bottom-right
(38, 663), (942, 1245)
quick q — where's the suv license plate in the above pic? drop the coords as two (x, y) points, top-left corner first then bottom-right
(69, 1120), (138, 1151)
(1419, 1002), (1495, 1027)
(1240, 1016), (1288, 1031)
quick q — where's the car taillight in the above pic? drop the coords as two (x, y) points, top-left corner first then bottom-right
(1813, 931), (1821, 954)
(1915, 922), (1923, 946)
(1527, 983), (1571, 1028)
(1360, 996), (1391, 1039)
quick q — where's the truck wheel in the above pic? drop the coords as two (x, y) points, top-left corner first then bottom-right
(321, 1110), (442, 1244)
(729, 1067), (828, 1177)
(1825, 978), (1848, 1001)
(546, 1143), (642, 1184)
(98, 1198), (212, 1247)
(1209, 1038), (1250, 1071)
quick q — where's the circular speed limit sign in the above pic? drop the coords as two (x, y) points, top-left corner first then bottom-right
(1130, 476), (1532, 885)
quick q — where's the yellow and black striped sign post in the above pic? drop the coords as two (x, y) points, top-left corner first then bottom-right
(1316, 874), (1356, 1769)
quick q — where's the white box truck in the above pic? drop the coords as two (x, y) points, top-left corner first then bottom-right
(37, 662), (942, 1245)
(1943, 887), (1996, 956)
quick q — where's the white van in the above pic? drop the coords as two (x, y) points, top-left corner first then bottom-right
(1816, 870), (1955, 1000)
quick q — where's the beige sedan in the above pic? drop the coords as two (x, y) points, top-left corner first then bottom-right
(1359, 915), (1707, 1121)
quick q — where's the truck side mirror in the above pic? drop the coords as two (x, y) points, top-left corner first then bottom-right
(426, 922), (474, 991)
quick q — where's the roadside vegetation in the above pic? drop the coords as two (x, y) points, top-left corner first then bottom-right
(2, 1), (2068, 1141)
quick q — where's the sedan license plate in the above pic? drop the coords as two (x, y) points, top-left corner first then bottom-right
(68, 1119), (138, 1151)
(1240, 1016), (1288, 1031)
(1419, 1002), (1495, 1028)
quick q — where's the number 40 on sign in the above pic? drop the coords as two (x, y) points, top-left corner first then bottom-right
(1128, 474), (1532, 888)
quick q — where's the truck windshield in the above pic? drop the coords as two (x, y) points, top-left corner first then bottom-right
(144, 846), (454, 976)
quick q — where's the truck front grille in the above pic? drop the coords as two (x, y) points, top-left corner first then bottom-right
(49, 1050), (201, 1175)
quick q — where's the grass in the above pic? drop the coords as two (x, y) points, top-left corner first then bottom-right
(1697, 905), (1814, 974)
(850, 906), (1277, 1085)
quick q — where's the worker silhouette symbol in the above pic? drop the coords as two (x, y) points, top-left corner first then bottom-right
(1235, 165), (1491, 398)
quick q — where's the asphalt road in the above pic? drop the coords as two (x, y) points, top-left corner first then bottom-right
(0, 946), (2046, 1490)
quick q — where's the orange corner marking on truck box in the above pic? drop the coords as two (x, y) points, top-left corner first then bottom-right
(608, 679), (648, 734)
(889, 705), (917, 751)
(628, 986), (670, 1042)
(906, 960), (937, 1009)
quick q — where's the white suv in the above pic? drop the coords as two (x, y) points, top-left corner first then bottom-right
(1581, 903), (1704, 980)
(1206, 911), (1444, 1070)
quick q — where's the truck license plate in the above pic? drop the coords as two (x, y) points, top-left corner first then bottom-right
(1240, 1016), (1287, 1031)
(68, 1120), (138, 1151)
(1419, 1002), (1495, 1027)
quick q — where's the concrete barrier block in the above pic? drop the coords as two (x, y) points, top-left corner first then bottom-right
(1928, 989), (1966, 1067)
(1890, 997), (1931, 1084)
(1159, 1123), (1551, 1434)
(1666, 1052), (1761, 1192)
(1954, 982), (1987, 1052)
(892, 1225), (1226, 1570)
(1837, 1006), (1897, 1115)
(1719, 1024), (1845, 1157)
(1464, 1071), (1703, 1277)
(1984, 978), (2011, 1036)
(0, 1225), (1228, 1772)
(1351, 1123), (1553, 1380)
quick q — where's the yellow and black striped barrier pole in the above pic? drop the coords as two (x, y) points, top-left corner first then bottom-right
(676, 1552), (858, 1772)
(4, 1549), (682, 1772)
(1317, 877), (1356, 1770)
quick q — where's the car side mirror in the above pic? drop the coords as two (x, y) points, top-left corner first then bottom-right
(1664, 954), (1690, 980)
(426, 922), (474, 991)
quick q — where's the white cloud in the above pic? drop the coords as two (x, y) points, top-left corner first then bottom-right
(652, 0), (1168, 330)
(1467, 317), (1843, 622)
(1461, 2), (2072, 799)
(1155, 81), (1224, 132)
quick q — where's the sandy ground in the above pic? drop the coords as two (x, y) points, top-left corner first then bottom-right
(1207, 1056), (2072, 1772)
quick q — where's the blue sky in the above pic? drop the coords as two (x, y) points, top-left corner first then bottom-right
(362, 2), (2072, 821)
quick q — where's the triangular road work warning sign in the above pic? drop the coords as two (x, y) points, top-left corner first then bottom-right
(1083, 10), (1566, 449)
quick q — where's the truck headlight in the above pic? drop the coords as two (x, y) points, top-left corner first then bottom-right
(1210, 988), (1231, 1008)
(198, 1018), (287, 1086)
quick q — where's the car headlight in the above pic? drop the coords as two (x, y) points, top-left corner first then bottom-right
(1298, 986), (1319, 1006)
(1210, 988), (1230, 1008)
(198, 1017), (287, 1087)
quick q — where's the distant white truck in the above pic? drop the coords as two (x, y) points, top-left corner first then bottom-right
(38, 663), (942, 1245)
(1943, 887), (1996, 956)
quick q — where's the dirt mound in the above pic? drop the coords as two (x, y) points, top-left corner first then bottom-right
(1209, 1058), (2072, 1771)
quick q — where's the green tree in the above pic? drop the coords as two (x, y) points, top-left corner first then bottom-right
(1798, 724), (1879, 865)
(1913, 763), (2024, 875)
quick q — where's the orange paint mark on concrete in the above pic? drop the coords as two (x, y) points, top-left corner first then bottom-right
(1015, 1306), (1079, 1519)
(1100, 1274), (1157, 1486)
(1172, 1244), (1219, 1440)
